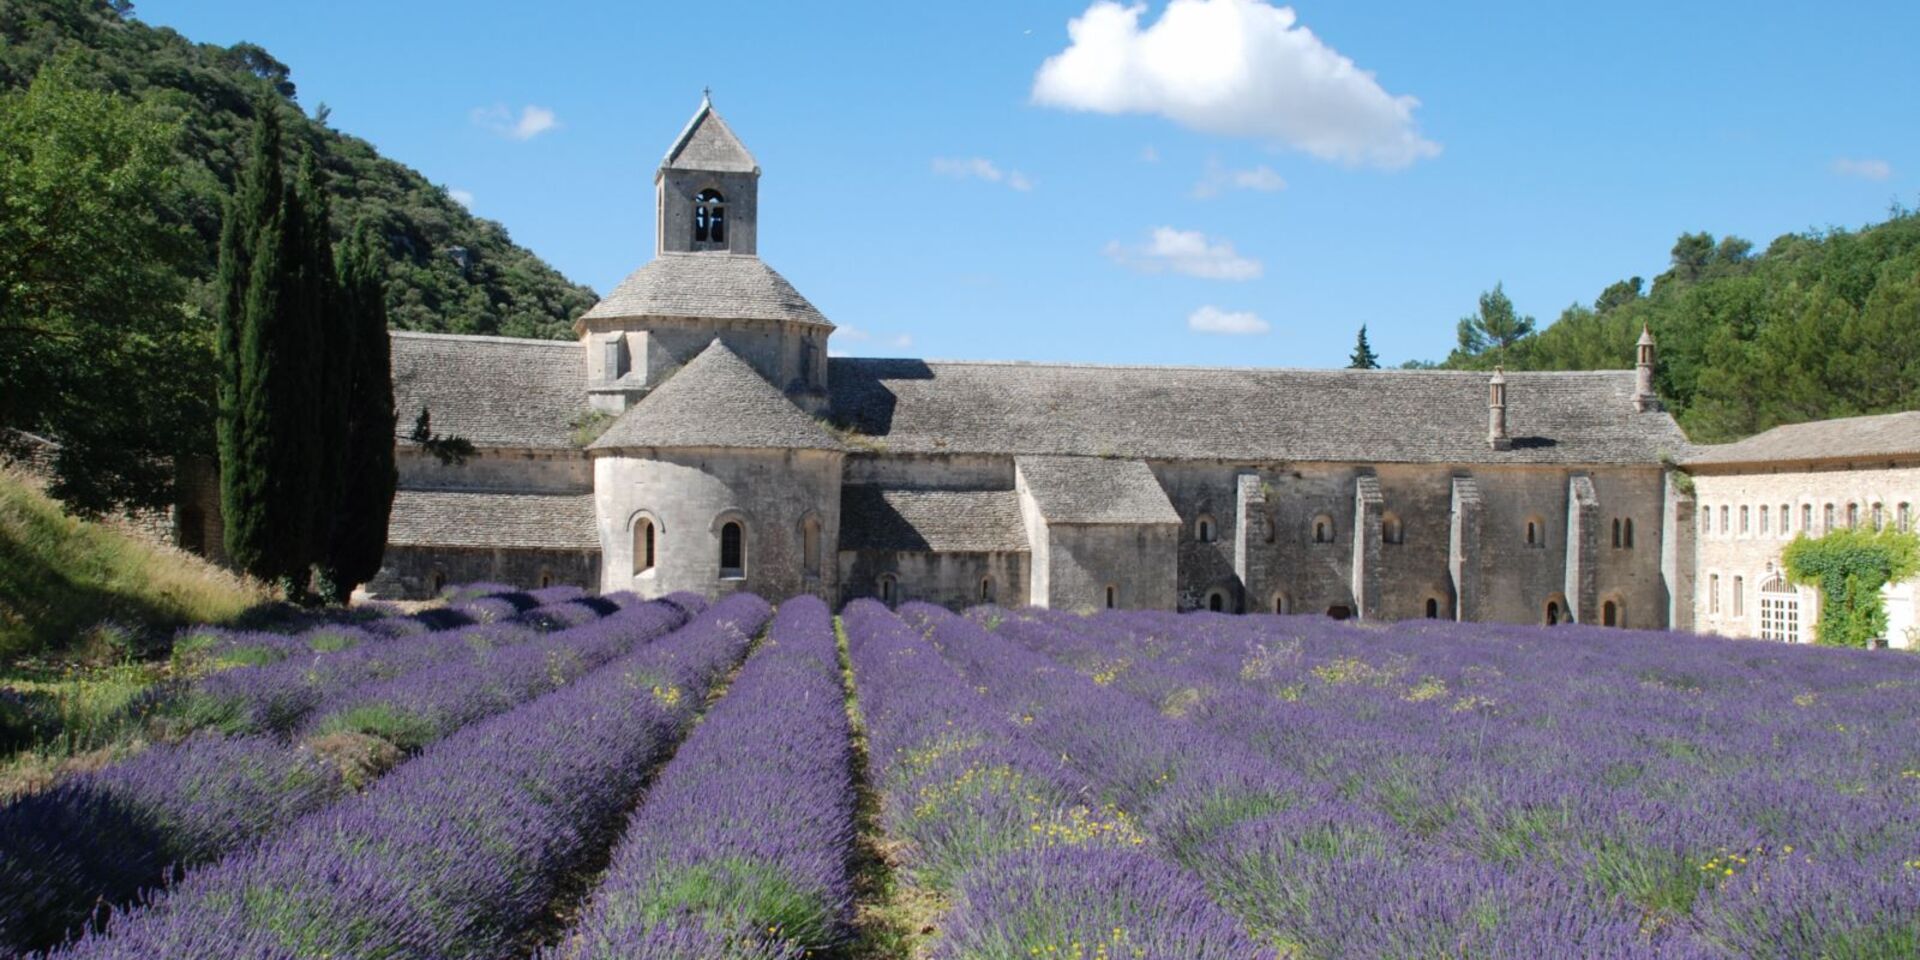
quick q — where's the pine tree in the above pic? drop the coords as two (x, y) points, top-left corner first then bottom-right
(321, 223), (397, 603)
(1348, 324), (1380, 369)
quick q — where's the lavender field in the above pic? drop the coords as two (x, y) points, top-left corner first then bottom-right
(3, 589), (1918, 959)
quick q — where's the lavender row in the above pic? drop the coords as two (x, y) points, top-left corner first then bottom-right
(914, 604), (1676, 958)
(842, 600), (1263, 959)
(991, 608), (1920, 958)
(47, 593), (772, 960)
(2, 597), (696, 957)
(544, 595), (854, 959)
(300, 597), (690, 751)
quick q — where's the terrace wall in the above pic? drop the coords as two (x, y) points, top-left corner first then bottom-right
(373, 545), (598, 597)
(838, 550), (1028, 609)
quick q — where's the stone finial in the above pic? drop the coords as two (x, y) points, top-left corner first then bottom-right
(1633, 325), (1658, 412)
(1488, 366), (1511, 450)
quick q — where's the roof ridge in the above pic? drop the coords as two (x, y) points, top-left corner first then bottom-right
(832, 356), (1634, 378)
(390, 330), (577, 348)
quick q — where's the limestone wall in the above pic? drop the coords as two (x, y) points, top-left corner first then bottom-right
(578, 316), (828, 413)
(1690, 462), (1920, 646)
(838, 550), (1028, 610)
(372, 546), (597, 599)
(593, 447), (842, 602)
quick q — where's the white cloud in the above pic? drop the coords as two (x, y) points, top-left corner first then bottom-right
(447, 188), (475, 209)
(932, 156), (1035, 191)
(472, 103), (561, 140)
(1104, 226), (1262, 280)
(1192, 159), (1286, 198)
(1832, 157), (1892, 181)
(1032, 0), (1439, 169)
(1187, 305), (1268, 335)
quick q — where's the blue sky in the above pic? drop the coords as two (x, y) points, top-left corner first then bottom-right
(139, 0), (1918, 367)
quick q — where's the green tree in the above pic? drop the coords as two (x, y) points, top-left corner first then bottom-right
(1782, 528), (1920, 647)
(1449, 283), (1535, 368)
(320, 224), (397, 602)
(1347, 325), (1380, 369)
(0, 55), (208, 514)
(1594, 277), (1644, 314)
(217, 102), (335, 594)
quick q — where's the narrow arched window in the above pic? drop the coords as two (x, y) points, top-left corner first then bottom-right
(1603, 600), (1618, 627)
(878, 574), (897, 607)
(1823, 503), (1834, 533)
(1545, 600), (1560, 626)
(1207, 590), (1225, 612)
(1312, 515), (1334, 544)
(1709, 574), (1721, 614)
(1105, 585), (1117, 609)
(1872, 502), (1884, 530)
(980, 577), (995, 603)
(1847, 502), (1859, 529)
(1274, 594), (1289, 615)
(1802, 503), (1812, 533)
(1732, 576), (1745, 617)
(1611, 518), (1621, 548)
(1382, 514), (1404, 545)
(634, 518), (656, 576)
(1196, 515), (1215, 543)
(1779, 504), (1790, 537)
(801, 517), (821, 577)
(1720, 505), (1729, 534)
(1425, 597), (1439, 619)
(429, 570), (447, 596)
(1739, 505), (1750, 535)
(1624, 518), (1635, 548)
(719, 520), (745, 578)
(694, 188), (726, 245)
(539, 570), (554, 589)
(1901, 502), (1913, 533)
(1526, 520), (1540, 547)
(1701, 509), (1711, 534)
(1759, 506), (1769, 535)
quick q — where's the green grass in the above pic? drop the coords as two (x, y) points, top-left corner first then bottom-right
(0, 468), (269, 661)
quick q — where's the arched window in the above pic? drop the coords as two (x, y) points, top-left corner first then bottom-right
(693, 188), (726, 245)
(1612, 518), (1622, 548)
(633, 517), (656, 576)
(1425, 597), (1439, 619)
(1720, 505), (1729, 534)
(1709, 573), (1720, 614)
(1847, 502), (1859, 529)
(878, 574), (897, 607)
(800, 516), (822, 577)
(1739, 505), (1750, 535)
(539, 570), (554, 589)
(1760, 574), (1800, 642)
(1525, 517), (1545, 548)
(1823, 503), (1834, 533)
(1273, 593), (1290, 615)
(1381, 513), (1404, 545)
(1196, 514), (1215, 543)
(1701, 508), (1711, 534)
(980, 577), (995, 603)
(1602, 600), (1619, 628)
(1732, 575), (1745, 617)
(1759, 506), (1769, 535)
(719, 520), (745, 578)
(1312, 515), (1335, 544)
(1206, 589), (1226, 612)
(1872, 502), (1884, 530)
(429, 570), (447, 596)
(1901, 502), (1913, 534)
(1780, 503), (1791, 537)
(1802, 503), (1812, 533)
(1624, 518), (1634, 548)
(1544, 600), (1561, 626)
(1105, 585), (1118, 609)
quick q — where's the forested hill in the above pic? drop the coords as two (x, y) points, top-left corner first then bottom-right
(0, 1), (596, 340)
(1436, 212), (1920, 444)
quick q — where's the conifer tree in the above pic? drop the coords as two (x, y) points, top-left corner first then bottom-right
(215, 103), (285, 583)
(1348, 324), (1381, 369)
(321, 223), (397, 602)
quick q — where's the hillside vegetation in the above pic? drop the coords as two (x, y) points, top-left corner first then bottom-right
(0, 0), (596, 341)
(0, 468), (266, 662)
(1438, 212), (1920, 443)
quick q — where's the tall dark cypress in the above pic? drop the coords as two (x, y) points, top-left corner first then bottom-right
(322, 224), (397, 601)
(216, 103), (286, 581)
(296, 154), (348, 589)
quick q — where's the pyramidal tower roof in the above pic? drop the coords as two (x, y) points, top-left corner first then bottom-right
(659, 93), (758, 175)
(591, 339), (842, 452)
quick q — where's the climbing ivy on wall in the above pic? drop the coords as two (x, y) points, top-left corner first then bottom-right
(1781, 528), (1920, 648)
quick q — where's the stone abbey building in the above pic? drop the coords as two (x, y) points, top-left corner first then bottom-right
(356, 95), (1744, 629)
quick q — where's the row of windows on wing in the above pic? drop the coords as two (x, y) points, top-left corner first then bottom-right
(1189, 514), (1639, 549)
(1704, 571), (1803, 640)
(1700, 500), (1914, 538)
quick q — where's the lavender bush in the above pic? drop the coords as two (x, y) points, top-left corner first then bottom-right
(544, 595), (855, 958)
(844, 600), (1265, 959)
(47, 593), (772, 960)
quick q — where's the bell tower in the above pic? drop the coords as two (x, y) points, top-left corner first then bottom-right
(656, 92), (759, 256)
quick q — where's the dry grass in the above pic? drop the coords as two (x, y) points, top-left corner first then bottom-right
(0, 467), (269, 661)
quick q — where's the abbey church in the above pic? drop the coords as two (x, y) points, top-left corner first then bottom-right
(334, 97), (1917, 638)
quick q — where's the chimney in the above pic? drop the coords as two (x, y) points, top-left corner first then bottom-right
(1632, 325), (1659, 412)
(1488, 367), (1511, 450)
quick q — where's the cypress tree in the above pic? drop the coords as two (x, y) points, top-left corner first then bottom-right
(216, 103), (285, 582)
(296, 154), (349, 593)
(322, 224), (397, 602)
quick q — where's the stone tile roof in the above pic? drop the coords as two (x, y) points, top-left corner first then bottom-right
(390, 332), (584, 450)
(388, 490), (597, 550)
(1686, 410), (1920, 466)
(591, 340), (843, 452)
(829, 360), (1690, 465)
(661, 97), (757, 174)
(839, 486), (1029, 552)
(1017, 456), (1181, 525)
(579, 254), (829, 327)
